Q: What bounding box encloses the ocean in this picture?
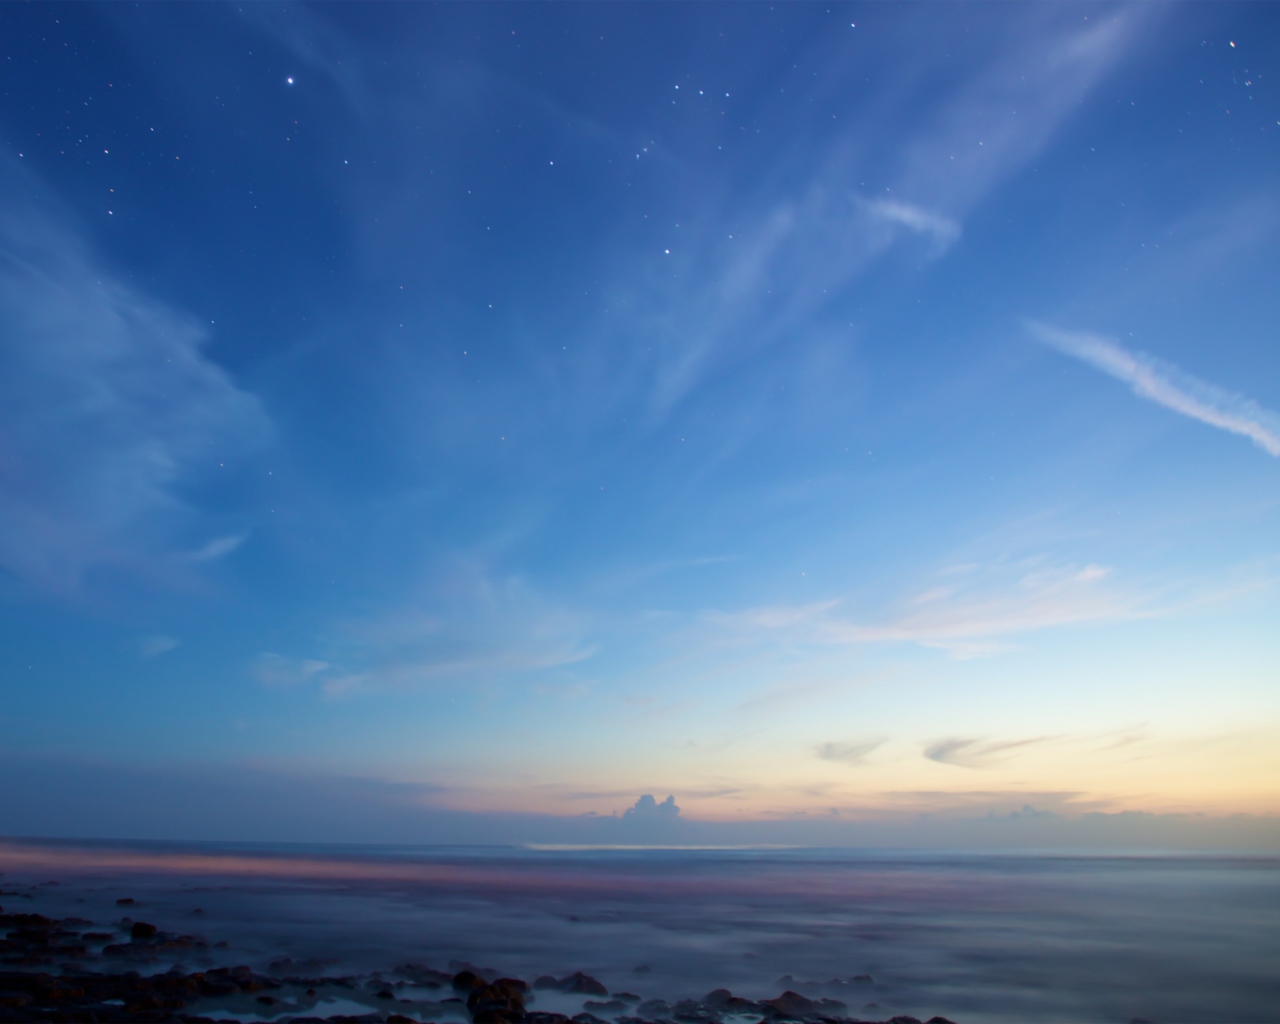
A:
[1,840,1278,1023]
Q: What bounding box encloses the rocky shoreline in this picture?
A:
[0,908,956,1024]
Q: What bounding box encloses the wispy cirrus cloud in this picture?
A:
[251,653,331,688]
[139,635,180,659]
[715,560,1133,658]
[924,736,1053,770]
[313,564,596,696]
[865,199,960,249]
[187,534,248,562]
[1031,323,1280,456]
[0,159,268,592]
[817,739,885,767]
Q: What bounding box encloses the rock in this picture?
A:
[559,972,609,996]
[763,991,816,1018]
[454,969,488,993]
[468,977,529,1022]
[613,992,641,1003]
[130,921,158,940]
[886,1017,922,1024]
[924,1017,958,1024]
[637,998,670,1016]
[115,898,135,906]
[703,988,760,1014]
[394,963,454,987]
[572,1014,609,1024]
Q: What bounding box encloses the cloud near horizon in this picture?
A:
[1031,323,1280,456]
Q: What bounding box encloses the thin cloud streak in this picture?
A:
[716,561,1134,657]
[925,737,1053,770]
[817,739,885,767]
[1032,323,1280,456]
[0,159,269,591]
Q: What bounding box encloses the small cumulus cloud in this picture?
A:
[622,794,681,821]
[924,736,1050,769]
[251,652,330,687]
[1031,323,1280,457]
[817,739,885,766]
[139,635,179,658]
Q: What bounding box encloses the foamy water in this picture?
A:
[1,840,1278,1022]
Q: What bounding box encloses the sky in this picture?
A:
[1,2,1279,846]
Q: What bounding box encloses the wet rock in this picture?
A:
[613,992,641,1003]
[886,1017,923,1024]
[636,998,670,1017]
[571,1014,609,1024]
[536,972,608,996]
[524,1013,572,1024]
[130,922,158,940]
[454,969,488,993]
[703,988,760,1014]
[115,898,136,907]
[393,963,453,987]
[468,977,529,1023]
[761,990,851,1020]
[924,1017,957,1024]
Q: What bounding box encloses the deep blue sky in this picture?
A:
[2,2,1279,842]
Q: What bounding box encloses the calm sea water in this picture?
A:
[1,841,1278,1023]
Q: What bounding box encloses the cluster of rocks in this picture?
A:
[0,907,956,1024]
[0,964,280,1022]
[1,908,211,969]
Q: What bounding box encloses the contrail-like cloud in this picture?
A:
[1031,323,1280,457]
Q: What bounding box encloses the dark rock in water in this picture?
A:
[468,976,530,1021]
[572,1014,609,1024]
[637,998,670,1017]
[534,975,561,990]
[115,898,135,906]
[704,988,761,1014]
[395,962,454,987]
[613,992,641,1003]
[763,991,817,1018]
[524,1012,572,1024]
[130,921,158,940]
[924,1017,958,1024]
[759,990,846,1020]
[885,1017,922,1024]
[552,972,606,998]
[454,969,488,992]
